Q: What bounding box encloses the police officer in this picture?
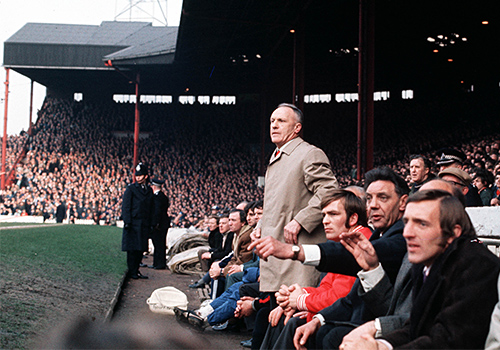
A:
[149,178,170,270]
[121,163,153,279]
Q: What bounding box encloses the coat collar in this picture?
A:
[269,137,304,165]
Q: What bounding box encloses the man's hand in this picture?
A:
[248,236,295,261]
[340,230,379,271]
[269,306,285,327]
[227,264,243,275]
[293,317,321,350]
[250,227,261,241]
[341,321,377,346]
[340,333,385,350]
[209,261,222,279]
[201,252,212,260]
[284,219,302,244]
[276,284,291,309]
[286,283,303,310]
[235,296,255,318]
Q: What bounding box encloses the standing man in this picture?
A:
[408,154,434,194]
[259,103,339,298]
[149,178,170,270]
[121,163,153,280]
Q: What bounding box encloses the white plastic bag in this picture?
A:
[146,286,188,315]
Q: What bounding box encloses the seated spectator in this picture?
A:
[208,209,249,298]
[222,201,263,291]
[196,216,222,272]
[473,168,494,206]
[189,214,233,289]
[491,171,500,206]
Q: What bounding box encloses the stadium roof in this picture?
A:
[3,21,178,97]
[2,0,500,101]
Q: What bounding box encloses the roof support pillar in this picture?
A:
[1,68,10,190]
[357,0,375,180]
[133,72,140,181]
[292,26,305,113]
[29,80,34,136]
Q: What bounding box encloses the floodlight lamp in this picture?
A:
[462,37,467,41]
[427,37,435,42]
[437,35,443,39]
[256,54,261,59]
[482,21,489,25]
[290,29,295,33]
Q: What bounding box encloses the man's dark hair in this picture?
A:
[364,166,410,197]
[253,199,263,210]
[410,154,432,170]
[244,201,255,214]
[220,213,229,220]
[277,103,304,124]
[407,189,476,239]
[320,189,368,228]
[229,208,247,224]
[209,215,219,224]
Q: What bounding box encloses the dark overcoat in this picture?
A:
[383,235,500,349]
[152,190,170,232]
[121,182,153,251]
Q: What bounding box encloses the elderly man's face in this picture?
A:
[270,107,301,149]
[366,180,406,232]
[228,212,243,233]
[219,217,230,234]
[403,200,454,267]
[410,158,428,184]
[440,174,469,195]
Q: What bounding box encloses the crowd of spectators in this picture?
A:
[0,95,499,224]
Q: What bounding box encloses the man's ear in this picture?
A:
[294,122,302,135]
[398,194,409,212]
[446,224,462,245]
[348,213,358,228]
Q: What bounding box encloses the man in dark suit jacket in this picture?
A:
[341,190,500,350]
[149,178,170,270]
[121,163,153,280]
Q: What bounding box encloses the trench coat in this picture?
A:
[260,137,338,292]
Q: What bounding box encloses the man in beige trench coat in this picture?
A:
[258,103,339,295]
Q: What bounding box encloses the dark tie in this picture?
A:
[275,149,280,157]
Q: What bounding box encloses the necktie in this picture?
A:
[275,149,280,157]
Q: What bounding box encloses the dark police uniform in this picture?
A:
[121,163,153,279]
